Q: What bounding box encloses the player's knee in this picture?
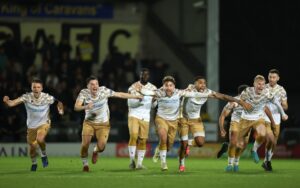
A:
[194,137,205,147]
[159,143,167,150]
[256,134,266,142]
[129,134,138,145]
[230,138,237,146]
[98,145,105,152]
[80,145,89,157]
[36,136,45,144]
[167,142,174,151]
[137,138,147,150]
[97,142,106,152]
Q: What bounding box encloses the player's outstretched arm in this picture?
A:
[113,92,143,99]
[281,99,288,111]
[182,91,209,98]
[219,104,232,138]
[272,98,288,121]
[211,92,252,111]
[3,96,23,107]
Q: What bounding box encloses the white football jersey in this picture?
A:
[77,86,115,123]
[240,87,274,120]
[155,88,209,121]
[224,96,243,122]
[181,84,214,119]
[20,92,54,128]
[264,83,287,124]
[127,81,157,122]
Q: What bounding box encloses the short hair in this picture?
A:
[269,69,280,76]
[254,75,265,82]
[31,77,43,85]
[140,68,149,73]
[237,84,248,94]
[162,76,176,85]
[86,75,98,85]
[194,75,206,82]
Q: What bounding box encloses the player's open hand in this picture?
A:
[282,114,288,121]
[220,129,226,138]
[3,96,9,103]
[57,101,64,115]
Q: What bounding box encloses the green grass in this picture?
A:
[1,157,300,188]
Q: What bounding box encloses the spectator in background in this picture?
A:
[41,35,59,68]
[0,45,8,72]
[45,70,59,93]
[58,38,72,60]
[2,34,20,61]
[76,35,94,77]
[21,36,35,73]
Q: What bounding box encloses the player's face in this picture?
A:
[140,71,150,84]
[31,83,43,97]
[87,79,99,95]
[268,73,279,86]
[254,79,265,94]
[195,79,206,92]
[163,81,175,96]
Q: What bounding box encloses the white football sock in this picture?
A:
[234,157,240,166]
[128,146,136,162]
[252,141,262,152]
[137,150,146,166]
[160,150,167,163]
[81,158,88,166]
[228,157,234,165]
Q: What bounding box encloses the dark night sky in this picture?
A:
[220,0,300,94]
[219,0,300,124]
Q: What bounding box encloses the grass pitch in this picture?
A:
[1,157,300,188]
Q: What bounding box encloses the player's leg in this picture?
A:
[178,118,189,172]
[155,116,169,171]
[187,119,205,156]
[36,124,51,168]
[227,119,250,171]
[127,117,139,169]
[267,125,280,170]
[262,122,277,171]
[136,119,149,169]
[81,121,93,172]
[252,119,267,164]
[27,128,38,171]
[192,119,205,147]
[93,121,110,164]
[165,119,178,171]
[233,128,251,172]
[228,122,239,171]
[226,121,239,171]
[217,122,230,158]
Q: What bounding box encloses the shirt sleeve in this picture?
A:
[77,90,86,102]
[179,90,209,98]
[46,94,55,104]
[128,83,139,95]
[224,102,234,111]
[102,87,115,97]
[240,89,249,101]
[20,93,30,103]
[280,87,287,101]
